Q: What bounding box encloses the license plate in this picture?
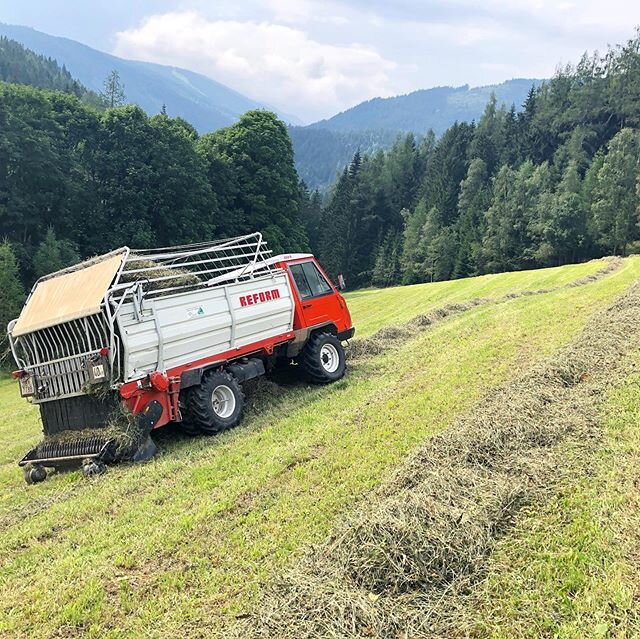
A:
[91,364,106,380]
[19,375,35,397]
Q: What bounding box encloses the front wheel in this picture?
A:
[183,371,245,435]
[300,332,346,384]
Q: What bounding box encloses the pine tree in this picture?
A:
[468,94,504,175]
[372,230,402,287]
[101,70,126,108]
[501,104,521,167]
[299,183,323,255]
[454,158,490,277]
[318,166,354,281]
[401,201,429,284]
[591,128,640,255]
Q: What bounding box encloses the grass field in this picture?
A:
[1,257,639,638]
[465,350,640,639]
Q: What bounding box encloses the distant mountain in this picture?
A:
[0,23,302,131]
[294,79,544,190]
[309,80,543,136]
[288,127,402,192]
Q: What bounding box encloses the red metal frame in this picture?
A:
[118,256,353,430]
[119,330,296,428]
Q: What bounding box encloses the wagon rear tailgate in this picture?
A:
[12,254,124,337]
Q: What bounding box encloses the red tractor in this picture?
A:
[8,234,354,482]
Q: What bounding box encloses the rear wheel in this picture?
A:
[24,464,47,485]
[82,460,106,477]
[300,332,346,383]
[183,371,245,435]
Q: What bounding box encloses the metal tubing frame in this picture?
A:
[8,234,279,400]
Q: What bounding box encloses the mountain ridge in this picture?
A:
[308,78,543,135]
[0,22,302,130]
[0,23,545,191]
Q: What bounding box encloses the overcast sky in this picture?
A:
[1,0,639,122]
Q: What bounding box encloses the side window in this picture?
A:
[302,262,333,297]
[289,264,313,299]
[289,261,333,300]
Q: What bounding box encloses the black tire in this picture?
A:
[24,464,47,485]
[182,371,245,435]
[178,415,201,437]
[300,332,346,384]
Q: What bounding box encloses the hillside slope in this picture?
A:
[0,35,101,106]
[0,23,300,131]
[293,78,543,189]
[1,258,638,637]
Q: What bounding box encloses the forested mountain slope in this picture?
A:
[309,33,640,289]
[0,23,298,131]
[292,79,541,189]
[0,35,101,106]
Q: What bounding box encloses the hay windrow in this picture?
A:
[228,276,640,639]
[347,257,623,362]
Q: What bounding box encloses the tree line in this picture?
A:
[310,32,640,288]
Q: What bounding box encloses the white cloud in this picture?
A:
[261,0,348,25]
[110,0,640,123]
[114,11,396,121]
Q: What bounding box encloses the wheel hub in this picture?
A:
[320,343,340,373]
[211,384,236,418]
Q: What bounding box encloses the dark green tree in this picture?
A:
[203,110,308,253]
[318,164,355,281]
[372,230,402,287]
[454,158,491,277]
[0,241,26,352]
[534,161,587,265]
[590,128,640,254]
[32,227,80,279]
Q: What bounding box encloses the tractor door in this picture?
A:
[287,259,345,330]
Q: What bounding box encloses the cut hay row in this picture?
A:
[120,258,201,290]
[348,256,623,360]
[227,276,640,639]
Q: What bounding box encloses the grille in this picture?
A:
[13,313,110,401]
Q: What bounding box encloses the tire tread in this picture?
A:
[181,371,245,434]
[300,332,346,384]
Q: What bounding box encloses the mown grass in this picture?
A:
[0,257,636,638]
[347,258,607,337]
[464,350,640,639]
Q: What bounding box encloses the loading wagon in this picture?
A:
[8,233,354,483]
